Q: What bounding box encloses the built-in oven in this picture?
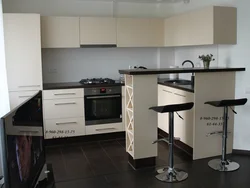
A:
[84,86,122,125]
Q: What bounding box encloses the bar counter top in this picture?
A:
[119,67,245,75]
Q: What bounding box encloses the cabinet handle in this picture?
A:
[163,89,172,94]
[56,122,77,125]
[54,102,76,105]
[174,93,186,97]
[19,85,40,88]
[19,95,33,98]
[19,130,39,134]
[54,93,76,96]
[86,95,120,99]
[95,128,116,131]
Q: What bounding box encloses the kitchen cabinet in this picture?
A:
[8,91,39,110]
[164,6,237,46]
[43,89,85,139]
[158,85,194,147]
[165,6,237,46]
[117,18,164,47]
[80,17,116,46]
[41,16,80,48]
[86,123,124,135]
[3,14,43,109]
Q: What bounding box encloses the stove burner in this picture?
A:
[79,78,116,85]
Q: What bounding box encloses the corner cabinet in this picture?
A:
[117,18,164,47]
[80,17,117,46]
[165,6,237,46]
[3,14,43,109]
[158,84,194,147]
[41,16,80,48]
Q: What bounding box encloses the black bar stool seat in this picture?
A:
[205,98,247,107]
[149,102,194,113]
[205,98,247,172]
[149,102,194,183]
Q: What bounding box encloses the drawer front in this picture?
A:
[44,118,85,139]
[86,123,124,135]
[43,98,84,119]
[9,90,39,110]
[43,89,84,100]
[6,126,43,136]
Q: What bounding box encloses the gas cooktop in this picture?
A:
[79,78,116,85]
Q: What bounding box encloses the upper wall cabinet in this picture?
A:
[4,14,43,92]
[41,16,80,48]
[117,18,164,47]
[165,6,237,46]
[80,17,117,46]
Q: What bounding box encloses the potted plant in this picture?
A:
[198,54,215,69]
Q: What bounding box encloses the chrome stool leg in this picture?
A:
[156,112,188,182]
[208,106,240,172]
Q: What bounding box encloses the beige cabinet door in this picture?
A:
[172,89,194,147]
[3,14,43,92]
[117,18,164,47]
[164,6,237,46]
[80,17,116,46]
[157,85,176,133]
[41,16,80,48]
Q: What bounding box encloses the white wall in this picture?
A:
[42,48,163,83]
[220,0,250,150]
[0,0,9,177]
[0,0,9,117]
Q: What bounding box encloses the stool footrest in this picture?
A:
[152,137,180,144]
[206,131,231,137]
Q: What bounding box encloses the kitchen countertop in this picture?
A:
[119,67,246,75]
[43,81,124,90]
[158,79,194,93]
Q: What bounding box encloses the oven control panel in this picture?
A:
[84,86,121,96]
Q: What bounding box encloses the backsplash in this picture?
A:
[42,47,175,83]
[42,45,222,83]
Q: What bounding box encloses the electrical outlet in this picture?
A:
[245,87,250,94]
[48,68,57,73]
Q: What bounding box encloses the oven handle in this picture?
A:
[86,95,121,99]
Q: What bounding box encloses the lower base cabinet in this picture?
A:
[44,117,85,139]
[86,123,124,135]
[158,84,194,147]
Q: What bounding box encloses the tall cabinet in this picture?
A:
[3,14,43,109]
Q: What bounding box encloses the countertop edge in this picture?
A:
[43,82,125,90]
[119,67,246,75]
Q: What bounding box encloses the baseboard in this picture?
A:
[232,149,250,156]
[45,131,125,147]
[158,128,193,158]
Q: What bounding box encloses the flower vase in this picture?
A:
[203,61,210,69]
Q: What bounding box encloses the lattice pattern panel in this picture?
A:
[125,75,134,157]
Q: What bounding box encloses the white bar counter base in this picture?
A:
[121,67,245,166]
[125,75,158,168]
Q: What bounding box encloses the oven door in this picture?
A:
[84,94,122,125]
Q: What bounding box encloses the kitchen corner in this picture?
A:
[42,78,125,139]
[120,67,245,168]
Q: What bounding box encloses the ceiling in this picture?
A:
[75,0,190,4]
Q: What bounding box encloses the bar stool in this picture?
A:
[205,98,247,172]
[149,102,194,183]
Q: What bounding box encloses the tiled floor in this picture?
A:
[46,139,250,188]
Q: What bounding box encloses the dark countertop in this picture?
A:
[43,82,124,90]
[158,79,194,93]
[119,67,246,75]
